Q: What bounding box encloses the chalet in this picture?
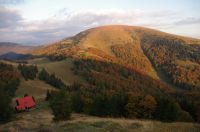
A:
[15,95,36,111]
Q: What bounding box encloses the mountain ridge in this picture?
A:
[31,25,200,90]
[1,25,200,90]
[0,42,37,55]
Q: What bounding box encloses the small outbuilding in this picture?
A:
[15,95,36,111]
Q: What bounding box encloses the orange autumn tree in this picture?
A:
[126,94,157,119]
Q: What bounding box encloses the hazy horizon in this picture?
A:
[0,0,200,45]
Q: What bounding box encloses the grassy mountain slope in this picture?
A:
[41,58,83,85]
[32,25,200,90]
[1,25,200,131]
[1,58,83,99]
[15,79,56,100]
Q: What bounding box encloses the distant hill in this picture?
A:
[0,42,36,55]
[0,52,34,60]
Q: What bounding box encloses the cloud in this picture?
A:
[0,8,199,45]
[0,7,22,28]
[63,9,143,26]
[0,0,24,5]
[174,17,200,25]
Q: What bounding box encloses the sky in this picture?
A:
[0,0,200,45]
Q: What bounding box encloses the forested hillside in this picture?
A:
[32,25,200,91]
[1,25,200,126]
[29,25,200,122]
[140,33,200,90]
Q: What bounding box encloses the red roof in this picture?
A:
[15,96,36,111]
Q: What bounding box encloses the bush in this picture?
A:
[18,64,38,80]
[0,62,20,123]
[49,90,72,120]
[39,68,66,89]
[71,91,84,113]
[155,96,193,122]
[177,110,194,122]
[126,94,157,119]
[0,89,14,123]
[45,90,52,101]
[177,96,197,121]
[0,62,20,96]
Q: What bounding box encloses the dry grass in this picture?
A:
[15,79,56,100]
[79,26,133,55]
[1,58,84,85]
[0,108,199,132]
[14,58,84,100]
[27,57,50,64]
[76,26,159,78]
[175,60,199,67]
[34,58,84,85]
[1,58,83,101]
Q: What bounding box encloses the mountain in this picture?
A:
[0,42,36,55]
[1,25,200,128]
[0,52,34,60]
[32,25,200,91]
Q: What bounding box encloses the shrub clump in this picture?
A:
[49,89,72,120]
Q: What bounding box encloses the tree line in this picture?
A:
[141,36,200,90]
[38,68,66,89]
[46,82,195,122]
[45,58,199,122]
[18,64,38,80]
[1,59,199,123]
[0,62,20,123]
